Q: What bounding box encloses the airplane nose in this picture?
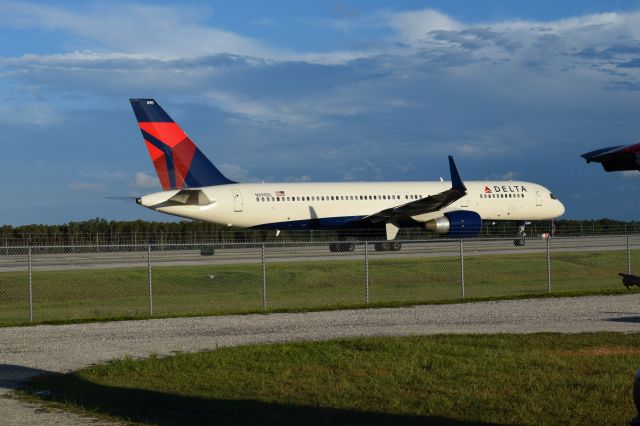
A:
[556,200,565,216]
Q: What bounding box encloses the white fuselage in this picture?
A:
[138,180,565,230]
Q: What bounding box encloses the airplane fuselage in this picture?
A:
[139,180,564,231]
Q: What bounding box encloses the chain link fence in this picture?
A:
[0,235,638,325]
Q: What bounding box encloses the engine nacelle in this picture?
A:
[424,210,482,237]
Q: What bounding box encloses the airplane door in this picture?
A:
[232,189,243,212]
[536,191,542,206]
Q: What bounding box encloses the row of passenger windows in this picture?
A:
[480,193,524,198]
[256,194,423,202]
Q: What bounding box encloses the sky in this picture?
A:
[2,0,640,225]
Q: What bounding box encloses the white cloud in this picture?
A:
[133,172,160,189]
[218,163,253,182]
[0,1,275,59]
[0,102,62,127]
[385,9,464,43]
[490,171,519,180]
[205,90,312,125]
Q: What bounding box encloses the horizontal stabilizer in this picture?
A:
[168,189,212,205]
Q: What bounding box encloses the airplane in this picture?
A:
[582,144,640,289]
[130,98,565,252]
[581,143,640,172]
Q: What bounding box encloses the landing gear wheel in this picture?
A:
[513,238,525,247]
[200,247,215,256]
[374,242,402,251]
[329,243,356,252]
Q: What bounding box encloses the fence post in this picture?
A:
[147,244,153,317]
[459,240,465,299]
[547,237,551,293]
[28,246,33,323]
[262,243,267,309]
[628,235,632,275]
[365,241,369,303]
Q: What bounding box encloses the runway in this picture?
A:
[1,294,639,425]
[0,235,638,272]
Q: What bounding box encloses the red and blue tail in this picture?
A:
[129,98,235,190]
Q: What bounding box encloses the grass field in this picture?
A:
[20,333,640,425]
[0,249,636,325]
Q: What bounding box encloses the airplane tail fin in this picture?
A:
[129,99,235,190]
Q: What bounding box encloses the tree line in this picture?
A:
[0,217,638,245]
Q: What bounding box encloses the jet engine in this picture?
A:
[424,210,482,237]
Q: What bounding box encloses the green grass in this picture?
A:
[0,250,637,325]
[20,333,640,425]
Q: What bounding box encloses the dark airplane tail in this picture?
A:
[129,99,235,190]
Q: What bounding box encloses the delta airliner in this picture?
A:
[131,99,565,251]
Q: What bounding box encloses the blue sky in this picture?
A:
[2,0,640,225]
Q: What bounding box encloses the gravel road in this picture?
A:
[1,294,639,425]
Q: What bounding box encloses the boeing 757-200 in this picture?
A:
[130,99,565,251]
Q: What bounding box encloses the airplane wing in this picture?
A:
[362,156,467,239]
[581,143,640,172]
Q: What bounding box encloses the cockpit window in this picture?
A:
[550,193,557,200]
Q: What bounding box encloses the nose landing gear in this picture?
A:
[513,223,526,246]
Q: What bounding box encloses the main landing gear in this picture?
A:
[374,242,402,252]
[329,242,356,252]
[328,241,403,252]
[513,223,526,246]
